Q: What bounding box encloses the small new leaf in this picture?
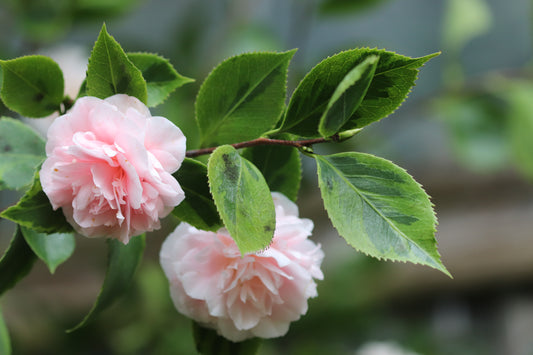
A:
[315,152,449,276]
[318,55,379,137]
[0,55,64,117]
[0,172,73,233]
[86,23,147,103]
[0,226,37,296]
[282,49,438,137]
[128,52,194,107]
[68,235,145,332]
[20,226,75,274]
[208,145,275,254]
[196,50,296,147]
[0,117,46,190]
[172,158,222,231]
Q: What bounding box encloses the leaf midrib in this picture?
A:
[2,63,46,97]
[201,55,287,142]
[102,34,118,93]
[374,59,422,77]
[233,156,245,246]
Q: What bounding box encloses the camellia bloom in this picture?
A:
[40,94,186,244]
[160,192,324,342]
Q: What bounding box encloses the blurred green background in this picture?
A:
[2,0,533,354]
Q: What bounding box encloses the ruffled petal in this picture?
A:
[39,94,185,243]
[159,192,324,342]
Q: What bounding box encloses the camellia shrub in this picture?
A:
[0,24,449,354]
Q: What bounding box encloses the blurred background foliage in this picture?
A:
[2,0,533,354]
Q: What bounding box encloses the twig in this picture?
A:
[185,135,339,158]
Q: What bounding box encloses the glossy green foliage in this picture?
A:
[68,235,146,332]
[242,144,301,202]
[196,50,296,147]
[172,158,223,231]
[0,55,64,117]
[282,49,438,137]
[0,117,46,190]
[127,52,194,107]
[0,172,73,234]
[86,24,147,103]
[315,152,449,276]
[193,322,262,355]
[20,226,75,274]
[0,226,37,296]
[208,145,275,254]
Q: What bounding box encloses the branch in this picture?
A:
[186,135,339,158]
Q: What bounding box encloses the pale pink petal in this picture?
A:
[251,317,290,339]
[105,94,151,117]
[159,192,324,342]
[271,191,299,217]
[145,116,186,172]
[40,94,185,243]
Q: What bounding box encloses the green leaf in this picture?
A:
[0,55,64,117]
[0,172,73,233]
[127,52,194,107]
[0,306,11,355]
[318,55,379,137]
[242,145,301,202]
[172,158,222,231]
[20,226,75,274]
[0,117,46,190]
[0,226,37,296]
[196,50,296,147]
[86,23,147,103]
[193,322,262,355]
[68,235,145,332]
[282,49,438,137]
[207,145,275,254]
[315,152,449,276]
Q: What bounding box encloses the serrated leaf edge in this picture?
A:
[195,49,297,146]
[315,152,450,277]
[282,48,439,133]
[127,51,195,106]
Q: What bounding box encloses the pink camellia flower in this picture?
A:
[40,94,186,244]
[160,192,324,342]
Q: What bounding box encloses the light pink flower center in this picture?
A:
[68,130,143,229]
[216,251,291,326]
